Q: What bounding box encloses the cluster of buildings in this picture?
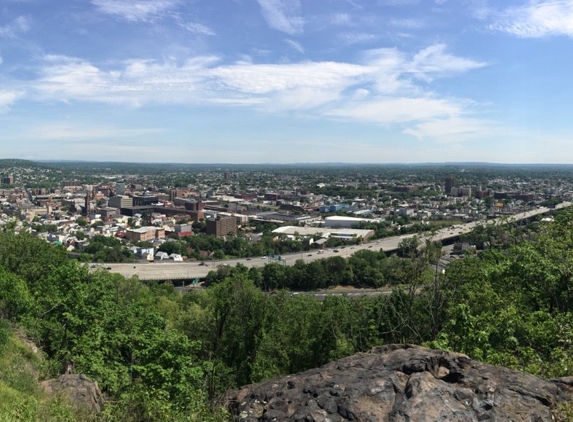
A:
[1,163,571,260]
[443,176,540,204]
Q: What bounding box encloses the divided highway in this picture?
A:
[102,203,570,281]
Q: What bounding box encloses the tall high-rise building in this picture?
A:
[116,181,125,195]
[84,193,91,216]
[445,176,455,195]
[2,175,14,185]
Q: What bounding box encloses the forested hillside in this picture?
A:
[1,209,573,420]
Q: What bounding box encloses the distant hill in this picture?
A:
[0,158,43,169]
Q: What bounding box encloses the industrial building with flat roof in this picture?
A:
[272,226,374,241]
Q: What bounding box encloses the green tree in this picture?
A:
[0,267,33,321]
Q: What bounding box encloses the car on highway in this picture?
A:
[333,249,339,253]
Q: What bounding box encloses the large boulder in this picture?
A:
[224,344,573,421]
[40,374,104,413]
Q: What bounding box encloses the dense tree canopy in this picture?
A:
[2,208,573,419]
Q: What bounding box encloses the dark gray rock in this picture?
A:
[40,373,104,413]
[224,344,573,422]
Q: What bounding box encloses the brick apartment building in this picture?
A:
[125,227,165,242]
[206,216,237,238]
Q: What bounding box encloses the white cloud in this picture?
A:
[209,97,267,106]
[467,0,493,20]
[404,115,495,143]
[331,13,350,25]
[180,22,215,36]
[0,90,21,113]
[257,0,304,35]
[269,87,342,111]
[24,123,162,140]
[328,96,494,144]
[21,43,488,143]
[352,88,370,100]
[30,45,483,107]
[339,32,376,45]
[91,0,178,22]
[327,96,462,124]
[406,44,487,81]
[209,61,370,95]
[380,0,420,5]
[14,15,30,32]
[0,15,31,38]
[388,18,425,29]
[285,39,304,53]
[360,48,412,94]
[33,55,218,105]
[491,1,573,38]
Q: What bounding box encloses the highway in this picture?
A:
[102,202,570,281]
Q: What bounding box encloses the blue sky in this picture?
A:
[1,0,572,163]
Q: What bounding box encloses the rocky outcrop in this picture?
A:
[224,344,573,421]
[40,374,104,413]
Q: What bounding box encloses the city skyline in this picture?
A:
[1,0,573,163]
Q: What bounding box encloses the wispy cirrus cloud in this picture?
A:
[339,32,376,45]
[180,21,215,36]
[406,44,487,81]
[285,39,304,53]
[404,115,496,143]
[33,55,217,106]
[327,96,462,124]
[21,44,487,142]
[93,0,216,37]
[91,0,179,23]
[388,18,425,29]
[257,0,304,35]
[0,15,31,38]
[330,13,351,25]
[30,44,483,105]
[24,123,162,140]
[329,96,495,144]
[380,0,419,5]
[491,1,573,38]
[209,61,369,95]
[208,60,369,111]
